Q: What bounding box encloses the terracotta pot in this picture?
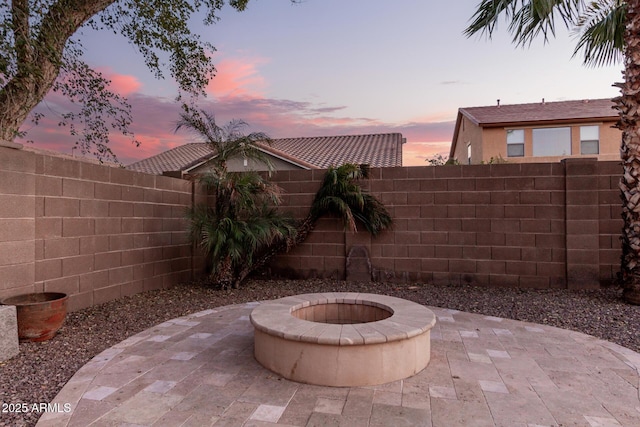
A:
[0,292,68,342]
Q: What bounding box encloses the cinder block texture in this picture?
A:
[0,146,36,299]
[0,143,626,306]
[272,160,623,290]
[1,148,196,311]
[0,305,19,361]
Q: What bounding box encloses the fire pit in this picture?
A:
[250,293,436,387]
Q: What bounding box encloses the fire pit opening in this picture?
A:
[291,302,392,324]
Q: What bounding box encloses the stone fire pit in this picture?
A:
[250,293,436,387]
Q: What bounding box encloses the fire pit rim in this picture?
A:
[250,292,436,346]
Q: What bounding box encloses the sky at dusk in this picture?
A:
[19,0,623,166]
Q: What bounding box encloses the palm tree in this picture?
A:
[187,171,298,288]
[180,112,392,289]
[178,110,297,288]
[245,163,393,282]
[465,0,640,304]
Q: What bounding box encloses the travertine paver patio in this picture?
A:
[37,301,640,426]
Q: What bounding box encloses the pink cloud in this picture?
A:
[206,57,267,99]
[16,54,456,167]
[107,73,142,96]
[79,67,143,96]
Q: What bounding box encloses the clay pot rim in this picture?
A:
[0,292,68,306]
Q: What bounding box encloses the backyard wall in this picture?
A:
[0,145,204,311]
[269,158,622,290]
[0,145,625,313]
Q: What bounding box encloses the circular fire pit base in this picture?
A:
[250,293,436,387]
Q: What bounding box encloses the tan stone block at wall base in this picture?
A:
[251,293,436,387]
[0,305,19,361]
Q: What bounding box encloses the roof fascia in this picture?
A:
[256,146,315,170]
[459,108,481,126]
[183,148,315,172]
[183,154,218,173]
[479,116,617,128]
[450,110,465,158]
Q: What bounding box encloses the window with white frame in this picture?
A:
[580,125,599,155]
[467,144,471,164]
[532,127,571,157]
[506,129,524,157]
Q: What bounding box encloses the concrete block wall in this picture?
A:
[269,169,348,279]
[0,144,625,302]
[597,160,624,286]
[271,159,624,289]
[0,146,37,299]
[0,146,199,311]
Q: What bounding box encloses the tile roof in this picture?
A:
[271,133,404,169]
[460,98,617,127]
[126,133,405,175]
[254,142,318,170]
[126,143,214,175]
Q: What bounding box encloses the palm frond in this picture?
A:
[572,0,625,66]
[465,0,624,67]
[175,109,275,173]
[464,0,514,39]
[175,109,223,150]
[310,163,392,234]
[354,194,393,236]
[313,195,358,231]
[227,171,284,215]
[466,0,582,45]
[192,168,225,191]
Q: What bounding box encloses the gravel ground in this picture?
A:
[1,279,639,426]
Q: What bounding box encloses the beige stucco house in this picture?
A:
[449,99,620,164]
[127,133,405,176]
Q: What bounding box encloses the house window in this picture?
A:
[580,125,599,154]
[506,129,524,157]
[467,144,471,164]
[532,127,571,157]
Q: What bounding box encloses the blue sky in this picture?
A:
[22,0,622,165]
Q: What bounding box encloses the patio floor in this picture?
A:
[37,301,640,426]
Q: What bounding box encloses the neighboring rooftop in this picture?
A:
[459,98,617,127]
[125,143,214,176]
[126,133,405,175]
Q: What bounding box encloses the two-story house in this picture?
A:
[449,98,620,164]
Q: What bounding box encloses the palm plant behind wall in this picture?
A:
[246,163,393,283]
[179,110,297,289]
[307,163,392,239]
[180,110,392,289]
